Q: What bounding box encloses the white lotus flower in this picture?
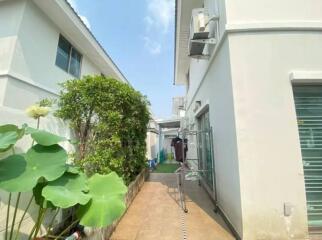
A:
[25,105,50,119]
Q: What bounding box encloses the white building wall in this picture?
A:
[229,32,322,240]
[0,0,24,74]
[183,0,322,238]
[223,0,322,239]
[186,40,243,235]
[186,0,227,104]
[0,0,108,238]
[225,0,322,23]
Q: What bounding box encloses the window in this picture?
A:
[55,35,82,78]
[293,85,322,230]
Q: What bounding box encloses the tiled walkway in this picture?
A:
[111,173,235,240]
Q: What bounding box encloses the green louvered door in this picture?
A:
[294,85,322,228]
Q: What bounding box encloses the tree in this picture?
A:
[56,75,150,183]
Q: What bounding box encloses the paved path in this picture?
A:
[111,173,235,240]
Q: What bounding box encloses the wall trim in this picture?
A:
[226,21,322,33]
[186,22,322,111]
[290,71,322,84]
[0,72,59,96]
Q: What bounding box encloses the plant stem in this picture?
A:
[54,219,79,240]
[31,117,40,146]
[28,206,42,240]
[33,208,47,239]
[9,193,21,240]
[5,193,12,240]
[45,208,60,239]
[37,117,40,129]
[14,195,34,240]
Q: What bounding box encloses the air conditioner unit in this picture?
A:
[189,8,218,58]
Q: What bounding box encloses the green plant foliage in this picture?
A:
[0,124,128,238]
[0,145,67,192]
[77,172,127,227]
[0,132,18,152]
[24,126,38,134]
[56,75,150,184]
[42,172,90,208]
[0,124,24,152]
[33,182,56,209]
[29,128,66,146]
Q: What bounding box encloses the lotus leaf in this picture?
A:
[0,131,18,152]
[0,124,24,152]
[0,145,67,192]
[42,172,90,208]
[28,128,66,146]
[77,172,127,227]
[33,182,55,209]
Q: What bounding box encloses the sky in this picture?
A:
[67,0,185,119]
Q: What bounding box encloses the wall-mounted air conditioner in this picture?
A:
[189,8,218,58]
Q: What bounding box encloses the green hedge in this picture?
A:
[56,75,150,184]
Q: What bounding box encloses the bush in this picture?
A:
[55,75,150,184]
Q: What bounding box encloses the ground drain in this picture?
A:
[180,208,188,240]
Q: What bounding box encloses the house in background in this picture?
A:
[146,117,160,163]
[175,0,322,239]
[156,97,185,163]
[0,0,128,237]
[172,96,185,118]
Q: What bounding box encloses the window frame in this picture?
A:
[55,35,82,78]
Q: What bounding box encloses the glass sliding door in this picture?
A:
[197,110,214,191]
[293,85,322,229]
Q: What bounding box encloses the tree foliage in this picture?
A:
[55,75,150,184]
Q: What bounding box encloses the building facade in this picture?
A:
[175,0,322,239]
[0,0,128,237]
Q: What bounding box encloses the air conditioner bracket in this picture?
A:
[190,38,217,45]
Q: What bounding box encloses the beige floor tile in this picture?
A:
[110,173,235,240]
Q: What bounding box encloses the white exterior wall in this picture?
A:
[5,0,101,110]
[182,0,322,239]
[223,0,322,239]
[225,0,322,23]
[228,31,322,240]
[0,0,108,238]
[186,39,243,235]
[146,132,159,160]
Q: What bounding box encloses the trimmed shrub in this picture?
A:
[56,75,150,184]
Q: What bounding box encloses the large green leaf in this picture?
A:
[0,124,18,132]
[0,131,18,152]
[0,124,24,152]
[0,145,67,192]
[77,172,127,227]
[28,128,66,146]
[42,172,90,208]
[33,182,56,209]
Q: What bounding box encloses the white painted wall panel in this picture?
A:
[186,40,243,235]
[3,76,57,110]
[226,0,322,23]
[229,32,322,240]
[0,0,104,237]
[0,0,25,38]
